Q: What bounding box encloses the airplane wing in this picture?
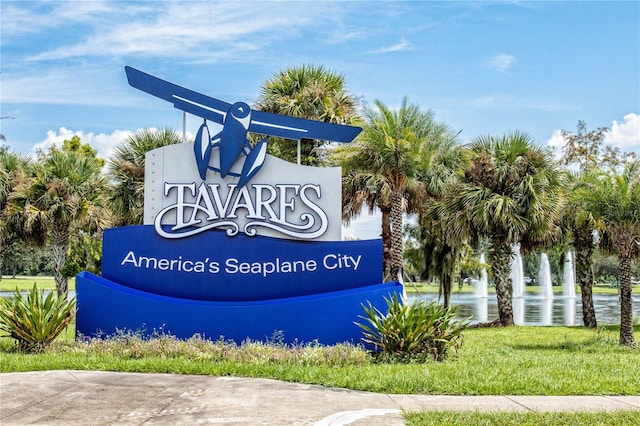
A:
[249,110,361,143]
[125,66,229,125]
[125,66,362,143]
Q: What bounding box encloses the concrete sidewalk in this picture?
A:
[1,371,639,425]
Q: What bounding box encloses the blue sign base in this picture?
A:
[76,271,403,345]
[101,226,384,301]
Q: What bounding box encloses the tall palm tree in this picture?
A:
[415,142,465,307]
[559,121,614,329]
[580,162,639,347]
[434,132,564,326]
[108,128,185,225]
[0,147,31,280]
[563,172,599,328]
[255,64,360,165]
[335,97,456,281]
[5,148,109,296]
[341,170,395,278]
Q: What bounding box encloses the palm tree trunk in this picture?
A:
[490,241,514,326]
[574,222,597,328]
[0,237,3,281]
[380,206,391,280]
[618,253,636,348]
[440,271,451,309]
[389,191,404,282]
[52,218,70,297]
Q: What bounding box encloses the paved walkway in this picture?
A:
[1,371,639,425]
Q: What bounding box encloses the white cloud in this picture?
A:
[18,2,324,62]
[370,38,411,54]
[546,129,565,160]
[33,127,134,161]
[546,113,640,161]
[605,113,640,152]
[1,67,133,106]
[33,127,196,162]
[487,53,515,72]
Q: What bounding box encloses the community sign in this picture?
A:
[76,67,403,344]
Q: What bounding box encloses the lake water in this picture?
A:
[409,292,640,326]
[2,290,636,326]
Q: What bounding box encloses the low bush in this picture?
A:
[67,329,371,366]
[356,293,468,362]
[0,284,76,353]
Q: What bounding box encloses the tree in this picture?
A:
[335,97,456,281]
[563,179,599,328]
[255,64,360,165]
[108,128,185,225]
[434,132,564,326]
[561,120,636,170]
[5,147,109,296]
[415,143,467,307]
[0,147,31,281]
[560,121,636,328]
[579,162,639,347]
[61,135,105,168]
[340,170,393,277]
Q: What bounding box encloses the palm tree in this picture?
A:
[340,170,394,278]
[563,172,599,328]
[0,147,31,280]
[579,162,639,347]
[108,128,185,225]
[335,97,456,281]
[255,64,360,165]
[5,148,109,296]
[559,121,614,329]
[434,132,564,326]
[415,142,466,307]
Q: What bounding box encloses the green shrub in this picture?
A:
[356,293,468,362]
[64,330,372,366]
[0,284,76,353]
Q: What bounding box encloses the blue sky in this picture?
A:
[2,0,638,161]
[2,1,638,239]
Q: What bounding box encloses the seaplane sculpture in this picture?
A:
[125,66,362,187]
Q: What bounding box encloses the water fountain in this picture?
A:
[539,253,553,298]
[510,243,525,298]
[510,243,525,325]
[563,251,576,298]
[541,297,553,326]
[474,252,489,298]
[564,297,576,326]
[513,295,525,325]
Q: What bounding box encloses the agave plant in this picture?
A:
[356,293,468,362]
[0,284,76,352]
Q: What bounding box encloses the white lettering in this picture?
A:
[155,182,329,239]
[225,257,318,277]
[119,251,220,274]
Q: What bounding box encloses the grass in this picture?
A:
[1,324,638,424]
[1,325,638,396]
[0,276,76,292]
[405,411,640,425]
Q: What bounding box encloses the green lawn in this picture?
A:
[1,325,638,396]
[0,276,76,292]
[2,322,638,424]
[406,411,640,426]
